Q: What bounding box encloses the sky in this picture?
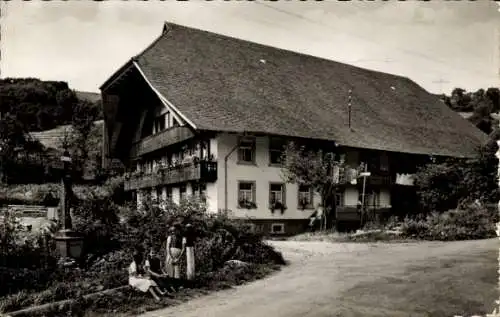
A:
[1,0,499,95]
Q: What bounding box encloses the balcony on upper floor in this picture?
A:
[129,126,195,158]
[366,174,393,186]
[333,166,394,187]
[124,160,217,191]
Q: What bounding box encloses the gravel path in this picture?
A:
[139,239,499,317]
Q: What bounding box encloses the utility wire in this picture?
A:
[255,1,493,78]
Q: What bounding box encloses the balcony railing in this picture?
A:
[368,175,393,186]
[335,206,391,221]
[130,126,195,158]
[124,161,217,191]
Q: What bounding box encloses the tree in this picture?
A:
[486,87,500,113]
[414,141,500,214]
[450,88,472,111]
[70,99,100,176]
[280,142,365,230]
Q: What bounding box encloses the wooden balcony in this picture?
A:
[336,206,391,222]
[368,175,393,186]
[130,126,195,158]
[124,161,217,191]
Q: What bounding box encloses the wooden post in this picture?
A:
[360,164,370,228]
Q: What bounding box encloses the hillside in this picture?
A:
[75,91,101,104]
[0,78,102,132]
[30,120,103,150]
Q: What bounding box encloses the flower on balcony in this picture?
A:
[132,170,143,178]
[192,156,200,165]
[299,198,310,210]
[158,164,168,174]
[124,172,132,180]
[239,199,257,209]
[270,200,287,214]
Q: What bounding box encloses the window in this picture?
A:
[238,137,255,163]
[192,183,207,201]
[269,137,285,165]
[370,190,381,208]
[154,114,166,133]
[238,181,256,208]
[380,152,389,172]
[180,185,187,201]
[335,191,344,207]
[155,187,163,201]
[358,190,380,208]
[165,112,171,129]
[270,223,285,234]
[192,183,199,196]
[298,185,314,209]
[269,183,285,205]
[166,187,172,201]
[199,183,207,201]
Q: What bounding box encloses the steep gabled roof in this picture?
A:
[120,22,488,158]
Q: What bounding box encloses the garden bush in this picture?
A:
[400,203,497,241]
[0,187,285,315]
[119,198,286,275]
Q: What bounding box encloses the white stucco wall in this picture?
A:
[344,187,359,206]
[134,132,392,217]
[216,133,319,220]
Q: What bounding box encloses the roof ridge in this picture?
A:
[155,20,415,85]
[134,21,173,61]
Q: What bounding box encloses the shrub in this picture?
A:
[122,198,286,273]
[414,143,500,214]
[400,203,497,241]
[0,191,285,314]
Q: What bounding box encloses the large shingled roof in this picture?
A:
[123,22,488,158]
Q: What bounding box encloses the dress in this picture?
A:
[128,261,157,292]
[165,235,182,278]
[184,234,196,280]
[145,256,172,290]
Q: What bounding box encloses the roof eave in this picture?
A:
[99,59,135,92]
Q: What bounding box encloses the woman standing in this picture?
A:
[128,249,165,301]
[183,223,196,281]
[165,224,183,279]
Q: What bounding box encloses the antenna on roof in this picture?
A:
[348,89,353,130]
[162,22,171,35]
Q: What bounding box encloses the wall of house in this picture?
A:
[343,187,359,206]
[215,133,320,221]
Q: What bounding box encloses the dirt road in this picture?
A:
[140,239,499,317]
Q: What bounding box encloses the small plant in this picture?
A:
[270,201,287,214]
[131,170,143,178]
[299,198,310,210]
[239,199,257,209]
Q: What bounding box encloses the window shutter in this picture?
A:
[282,184,286,206]
[252,182,256,203]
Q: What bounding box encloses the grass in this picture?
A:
[337,247,498,317]
[2,263,281,317]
